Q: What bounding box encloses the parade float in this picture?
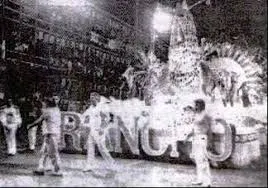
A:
[59,0,267,169]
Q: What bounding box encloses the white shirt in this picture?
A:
[82,99,115,140]
[42,107,61,135]
[82,105,101,128]
[1,105,22,126]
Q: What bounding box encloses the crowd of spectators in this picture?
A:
[1,0,145,110]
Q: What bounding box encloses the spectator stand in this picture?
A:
[0,0,150,110]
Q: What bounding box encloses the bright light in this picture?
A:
[152,8,172,33]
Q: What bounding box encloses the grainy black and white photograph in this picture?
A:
[0,0,267,187]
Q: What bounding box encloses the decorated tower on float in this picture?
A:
[168,1,202,95]
[148,1,205,130]
[142,1,208,159]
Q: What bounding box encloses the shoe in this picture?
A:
[83,168,94,172]
[33,170,45,176]
[83,165,97,172]
[192,181,203,185]
[28,149,35,153]
[7,153,15,156]
[201,182,212,187]
[51,171,63,177]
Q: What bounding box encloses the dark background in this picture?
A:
[97,0,267,54]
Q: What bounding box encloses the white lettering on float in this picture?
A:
[140,127,170,156]
[60,111,233,161]
[115,116,140,155]
[60,112,82,152]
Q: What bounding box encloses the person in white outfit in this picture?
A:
[82,92,115,172]
[0,98,22,156]
[27,96,63,176]
[27,93,43,152]
[184,99,213,187]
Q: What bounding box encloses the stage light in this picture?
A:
[152,7,172,33]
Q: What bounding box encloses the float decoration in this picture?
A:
[118,0,267,167]
[60,0,266,169]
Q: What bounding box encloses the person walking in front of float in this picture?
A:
[27,92,43,152]
[184,99,213,187]
[27,95,63,176]
[82,92,115,172]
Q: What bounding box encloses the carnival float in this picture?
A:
[60,0,267,169]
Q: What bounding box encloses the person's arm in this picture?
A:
[184,128,194,143]
[0,109,6,126]
[27,114,44,130]
[207,117,215,151]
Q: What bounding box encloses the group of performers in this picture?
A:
[0,91,212,187]
[0,92,115,177]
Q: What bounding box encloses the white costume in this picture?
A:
[36,106,62,174]
[82,97,115,171]
[191,112,212,186]
[42,107,61,136]
[0,105,22,155]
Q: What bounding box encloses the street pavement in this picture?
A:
[0,150,267,187]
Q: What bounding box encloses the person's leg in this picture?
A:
[34,136,48,175]
[201,159,211,186]
[28,126,38,151]
[48,134,62,176]
[5,125,18,155]
[17,119,29,149]
[37,139,48,170]
[201,137,211,186]
[96,136,116,169]
[194,160,203,185]
[83,133,97,171]
[3,127,11,154]
[193,137,211,186]
[192,137,204,185]
[10,126,18,155]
